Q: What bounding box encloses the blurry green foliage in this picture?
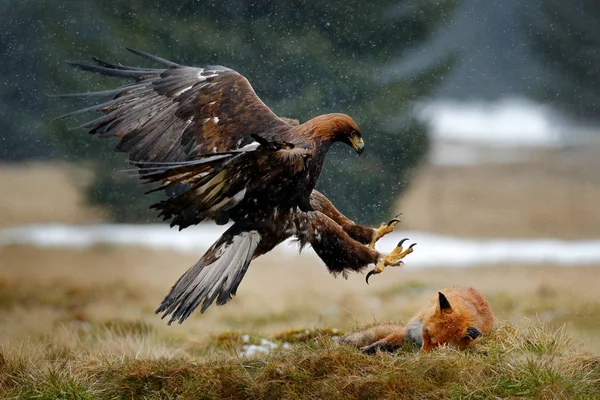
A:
[2,0,456,224]
[522,0,600,123]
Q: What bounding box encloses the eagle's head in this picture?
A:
[311,113,364,155]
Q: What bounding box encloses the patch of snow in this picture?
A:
[241,338,279,357]
[0,223,225,253]
[1,223,600,268]
[415,98,565,148]
[375,232,600,269]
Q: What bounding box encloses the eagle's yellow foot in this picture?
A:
[366,238,416,284]
[369,213,402,248]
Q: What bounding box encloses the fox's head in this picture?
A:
[425,292,486,351]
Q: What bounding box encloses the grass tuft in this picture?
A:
[274,327,343,343]
[0,278,143,312]
[1,322,599,399]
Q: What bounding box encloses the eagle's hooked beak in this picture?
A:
[350,135,364,155]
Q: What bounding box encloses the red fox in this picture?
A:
[341,287,494,354]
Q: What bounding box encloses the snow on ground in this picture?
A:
[413,97,600,166]
[240,338,289,357]
[1,224,599,268]
[415,98,565,148]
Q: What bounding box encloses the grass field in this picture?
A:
[398,160,600,239]
[2,322,599,399]
[1,162,599,398]
[1,244,600,398]
[3,160,600,239]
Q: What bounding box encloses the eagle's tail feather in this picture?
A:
[155,228,260,324]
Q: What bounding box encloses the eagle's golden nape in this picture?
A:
[59,48,415,323]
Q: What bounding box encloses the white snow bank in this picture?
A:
[1,223,599,268]
[240,338,286,357]
[0,223,223,254]
[415,98,564,148]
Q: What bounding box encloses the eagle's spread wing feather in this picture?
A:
[58,48,291,164]
[58,49,406,323]
[138,137,310,229]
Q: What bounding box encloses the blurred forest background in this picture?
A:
[0,0,600,228]
[2,0,598,225]
[1,0,454,223]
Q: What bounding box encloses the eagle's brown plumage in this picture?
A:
[58,49,408,324]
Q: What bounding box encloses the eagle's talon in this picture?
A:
[366,240,416,284]
[366,263,384,284]
[370,214,403,248]
[365,270,375,284]
[394,242,416,259]
[387,213,402,226]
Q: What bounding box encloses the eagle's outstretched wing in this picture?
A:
[58,49,413,323]
[57,48,291,164]
[137,137,311,229]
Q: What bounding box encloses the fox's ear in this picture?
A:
[438,292,452,313]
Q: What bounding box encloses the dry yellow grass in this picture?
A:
[1,244,599,356]
[1,244,599,398]
[398,161,600,239]
[2,322,599,399]
[0,162,104,227]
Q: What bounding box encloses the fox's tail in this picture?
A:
[155,226,260,324]
[339,324,402,348]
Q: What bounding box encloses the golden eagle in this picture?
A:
[58,49,416,324]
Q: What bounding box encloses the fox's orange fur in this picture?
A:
[341,286,494,354]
